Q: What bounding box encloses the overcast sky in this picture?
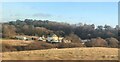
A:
[1,2,118,27]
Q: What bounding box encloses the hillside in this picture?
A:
[2,19,120,40]
[2,47,118,60]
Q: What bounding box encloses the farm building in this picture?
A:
[38,35,46,41]
[14,36,38,41]
[81,39,90,43]
[15,36,27,40]
[46,34,64,43]
[62,39,71,43]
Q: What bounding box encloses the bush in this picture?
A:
[85,37,108,47]
[57,43,85,48]
[14,46,25,51]
[2,41,85,52]
[64,33,82,43]
[2,43,17,52]
[106,37,119,48]
[24,42,57,50]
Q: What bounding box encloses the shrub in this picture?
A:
[106,37,119,48]
[14,46,25,51]
[24,42,57,50]
[64,33,82,43]
[2,43,17,52]
[85,37,108,47]
[2,41,85,52]
[57,43,85,48]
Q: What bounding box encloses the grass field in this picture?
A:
[1,39,119,60]
[1,39,34,46]
[2,47,118,60]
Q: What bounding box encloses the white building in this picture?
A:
[46,34,63,43]
[15,36,27,40]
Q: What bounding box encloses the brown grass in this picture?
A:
[1,39,119,60]
[1,39,34,46]
[2,47,118,60]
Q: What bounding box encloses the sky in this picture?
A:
[1,2,118,27]
[1,0,119,2]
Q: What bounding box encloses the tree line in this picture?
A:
[2,19,120,40]
[1,19,120,51]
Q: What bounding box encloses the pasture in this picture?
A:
[1,39,119,60]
